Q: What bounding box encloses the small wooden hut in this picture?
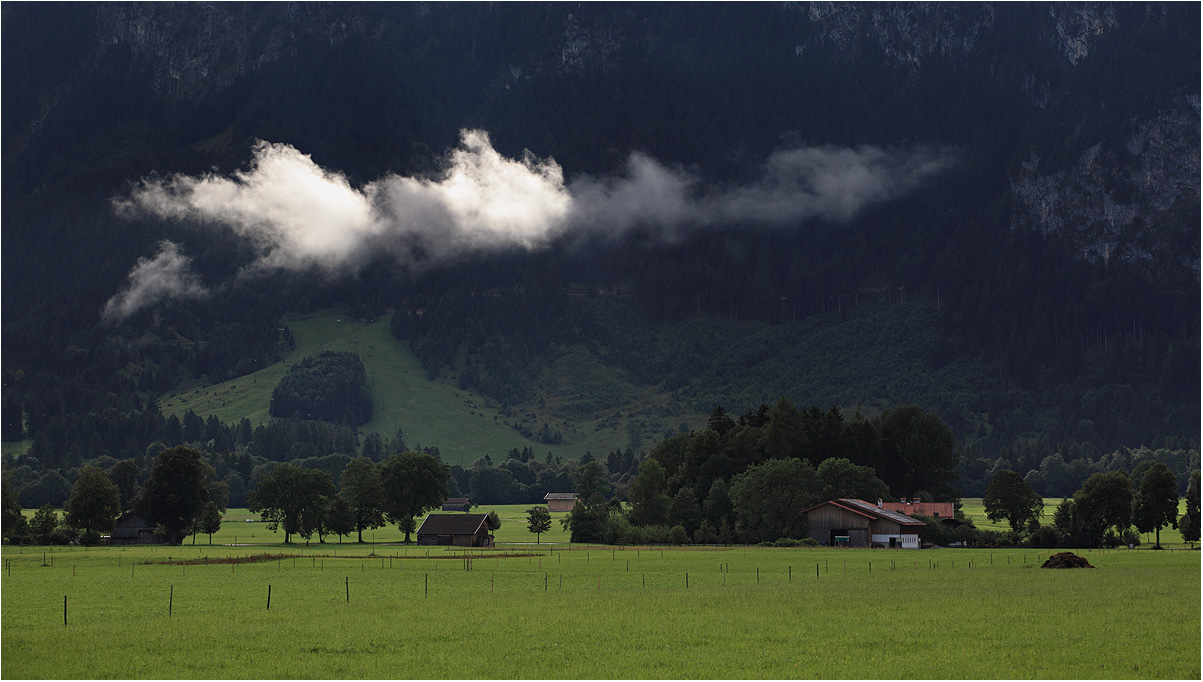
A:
[544,492,578,512]
[109,514,166,545]
[416,513,494,547]
[441,497,471,512]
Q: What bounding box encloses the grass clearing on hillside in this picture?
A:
[158,310,684,466]
[2,543,1196,678]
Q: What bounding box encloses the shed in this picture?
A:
[803,498,925,549]
[416,513,494,547]
[544,492,578,512]
[109,514,166,545]
[441,497,471,512]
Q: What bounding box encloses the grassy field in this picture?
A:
[158,310,699,467]
[2,539,1197,678]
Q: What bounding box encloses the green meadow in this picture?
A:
[2,540,1197,679]
[158,310,698,467]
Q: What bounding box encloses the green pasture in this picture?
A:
[2,542,1197,679]
[157,310,689,467]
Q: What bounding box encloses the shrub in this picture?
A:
[693,520,719,544]
[1027,525,1061,548]
[47,525,75,545]
[669,525,688,545]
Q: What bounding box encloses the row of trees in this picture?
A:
[249,451,447,544]
[984,464,1201,549]
[2,446,227,545]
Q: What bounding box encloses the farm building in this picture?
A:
[108,514,166,545]
[441,497,471,512]
[803,498,925,549]
[880,498,955,519]
[544,492,578,511]
[416,513,494,547]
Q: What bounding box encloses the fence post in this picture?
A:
[346,577,349,603]
[267,585,272,610]
[64,595,67,627]
[169,585,173,616]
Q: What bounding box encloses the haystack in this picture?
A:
[1040,552,1094,568]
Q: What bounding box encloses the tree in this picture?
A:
[339,457,385,543]
[729,458,821,543]
[2,470,26,541]
[668,487,703,538]
[526,506,551,543]
[627,458,671,526]
[108,459,141,512]
[817,457,891,503]
[561,492,609,543]
[140,446,213,545]
[30,504,59,543]
[486,510,502,531]
[703,478,734,530]
[1052,498,1076,537]
[64,465,121,536]
[199,501,223,544]
[1132,462,1179,548]
[983,469,1044,536]
[380,451,449,543]
[1073,470,1134,547]
[248,463,336,543]
[572,461,611,501]
[1179,470,1200,544]
[326,496,355,543]
[873,405,960,499]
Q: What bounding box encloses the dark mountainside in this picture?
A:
[2,3,1198,504]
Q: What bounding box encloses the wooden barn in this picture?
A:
[441,497,471,512]
[803,498,925,549]
[544,492,578,512]
[108,514,166,545]
[416,513,494,547]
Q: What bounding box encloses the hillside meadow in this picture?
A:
[157,310,698,467]
[2,540,1197,679]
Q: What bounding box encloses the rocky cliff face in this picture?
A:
[1010,95,1200,269]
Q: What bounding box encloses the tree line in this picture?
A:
[1,445,451,546]
[980,463,1200,550]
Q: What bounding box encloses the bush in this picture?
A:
[669,525,688,545]
[47,525,75,545]
[77,529,102,546]
[693,520,719,544]
[1027,525,1061,548]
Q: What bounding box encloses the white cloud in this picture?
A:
[110,130,956,317]
[102,240,208,321]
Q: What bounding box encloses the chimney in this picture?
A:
[877,498,883,508]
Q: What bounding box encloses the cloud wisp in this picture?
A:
[102,240,209,322]
[107,129,955,319]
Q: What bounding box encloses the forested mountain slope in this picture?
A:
[2,3,1197,504]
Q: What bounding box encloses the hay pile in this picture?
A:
[1040,552,1095,568]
